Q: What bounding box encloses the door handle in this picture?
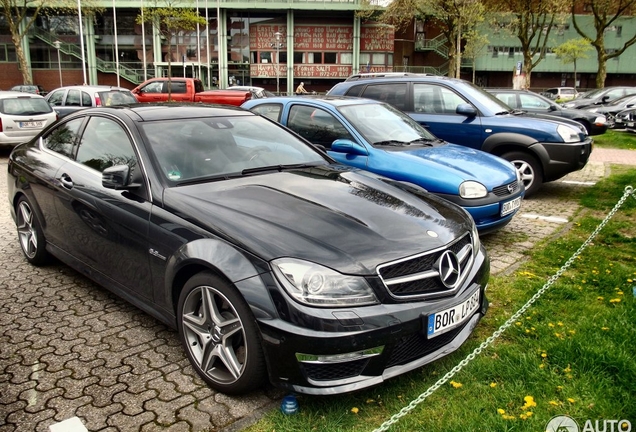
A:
[60,173,74,189]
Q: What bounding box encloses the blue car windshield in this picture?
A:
[338,102,439,146]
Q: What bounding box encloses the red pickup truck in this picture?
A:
[131,77,251,106]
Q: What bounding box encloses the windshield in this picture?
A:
[580,88,604,99]
[338,102,439,145]
[458,81,512,113]
[0,97,53,115]
[99,91,137,106]
[140,115,329,184]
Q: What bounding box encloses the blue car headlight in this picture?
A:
[271,258,378,307]
[459,181,487,199]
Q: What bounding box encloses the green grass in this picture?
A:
[246,167,636,432]
[593,129,636,150]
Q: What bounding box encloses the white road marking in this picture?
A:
[521,214,569,223]
[49,417,88,432]
[561,180,596,186]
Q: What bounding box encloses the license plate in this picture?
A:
[628,122,634,127]
[501,196,521,216]
[426,289,480,338]
[20,121,43,128]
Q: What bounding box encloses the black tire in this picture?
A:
[501,151,543,197]
[177,271,266,394]
[15,196,50,266]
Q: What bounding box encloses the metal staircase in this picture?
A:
[31,27,148,85]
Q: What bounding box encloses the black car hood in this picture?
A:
[162,166,472,274]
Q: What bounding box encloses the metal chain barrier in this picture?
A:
[372,186,635,432]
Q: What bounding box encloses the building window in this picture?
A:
[324,52,337,64]
[340,52,352,64]
[308,52,322,64]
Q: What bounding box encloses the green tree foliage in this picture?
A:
[484,0,570,88]
[136,1,206,98]
[553,37,591,88]
[361,0,485,78]
[462,30,489,83]
[571,0,636,88]
[0,0,102,85]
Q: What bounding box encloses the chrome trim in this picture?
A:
[296,346,384,363]
[377,233,474,300]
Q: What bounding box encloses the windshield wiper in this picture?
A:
[241,162,321,175]
[175,173,244,186]
[373,140,409,146]
[407,138,443,146]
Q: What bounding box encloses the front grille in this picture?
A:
[493,180,519,196]
[300,358,369,382]
[386,322,469,367]
[377,234,473,299]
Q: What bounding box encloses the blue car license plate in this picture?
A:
[501,196,521,216]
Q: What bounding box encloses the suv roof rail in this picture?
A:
[344,72,436,82]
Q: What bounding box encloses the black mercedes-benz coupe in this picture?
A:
[7,103,489,395]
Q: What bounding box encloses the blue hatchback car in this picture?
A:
[243,96,524,234]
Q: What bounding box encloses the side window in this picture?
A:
[606,89,624,100]
[520,94,549,109]
[76,117,137,173]
[414,84,440,113]
[81,91,92,107]
[169,81,187,94]
[250,104,282,121]
[42,118,84,159]
[344,85,364,97]
[141,82,164,93]
[66,90,81,106]
[47,90,65,106]
[361,84,408,111]
[287,105,354,149]
[494,93,518,108]
[438,87,466,113]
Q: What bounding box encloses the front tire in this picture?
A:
[177,271,266,394]
[502,151,543,197]
[16,196,50,266]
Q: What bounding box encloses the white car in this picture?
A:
[0,91,57,148]
[228,85,275,99]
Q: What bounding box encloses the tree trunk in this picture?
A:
[447,37,457,78]
[456,23,461,79]
[573,59,577,89]
[167,39,173,101]
[596,51,607,88]
[9,27,32,84]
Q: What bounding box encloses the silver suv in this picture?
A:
[0,91,57,148]
[45,85,137,117]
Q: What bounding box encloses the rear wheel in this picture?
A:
[16,196,50,265]
[502,151,543,197]
[177,271,266,394]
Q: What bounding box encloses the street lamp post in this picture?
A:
[270,32,283,95]
[53,41,63,87]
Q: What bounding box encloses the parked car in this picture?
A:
[228,85,275,99]
[132,77,252,106]
[7,103,489,396]
[45,85,138,117]
[540,87,578,102]
[243,96,524,234]
[614,107,636,129]
[10,84,47,96]
[486,88,607,135]
[561,86,636,109]
[0,91,57,148]
[327,75,593,196]
[584,94,636,129]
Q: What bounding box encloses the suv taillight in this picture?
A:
[95,94,101,106]
[0,118,3,132]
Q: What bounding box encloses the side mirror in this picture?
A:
[330,139,368,156]
[103,164,138,190]
[548,104,558,111]
[456,103,477,117]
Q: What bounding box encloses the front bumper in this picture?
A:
[535,137,593,182]
[252,245,489,395]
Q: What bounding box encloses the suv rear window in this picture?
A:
[0,97,53,115]
[99,91,137,106]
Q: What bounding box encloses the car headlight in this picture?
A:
[459,181,487,199]
[594,115,606,125]
[271,258,378,307]
[556,124,581,143]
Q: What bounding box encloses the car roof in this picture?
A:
[0,91,45,99]
[246,95,382,108]
[48,85,132,93]
[77,103,254,122]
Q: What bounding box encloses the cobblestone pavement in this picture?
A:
[1,148,634,432]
